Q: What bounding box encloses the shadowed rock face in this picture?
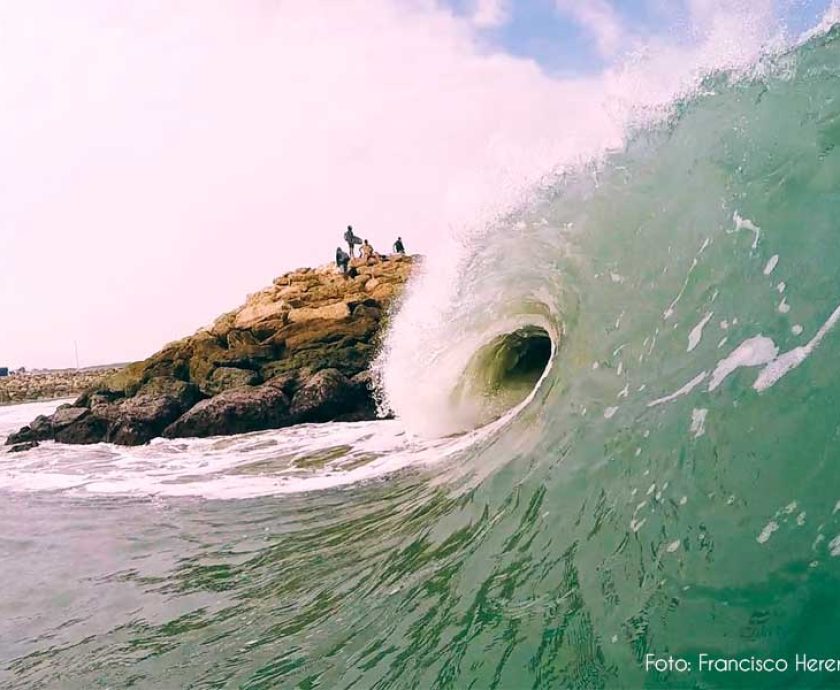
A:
[289,368,365,423]
[162,384,291,439]
[6,255,414,447]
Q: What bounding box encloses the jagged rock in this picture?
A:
[162,384,290,439]
[6,426,36,445]
[346,370,381,421]
[209,311,237,337]
[9,256,415,445]
[350,370,376,392]
[5,408,86,445]
[8,440,39,453]
[30,414,54,436]
[52,406,90,429]
[40,377,202,445]
[351,303,382,320]
[289,368,365,423]
[74,388,119,409]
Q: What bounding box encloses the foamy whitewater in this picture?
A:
[4,18,840,690]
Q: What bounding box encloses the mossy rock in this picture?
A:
[97,361,147,395]
[201,367,261,396]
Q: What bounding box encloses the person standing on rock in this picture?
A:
[344,225,362,257]
[393,236,405,254]
[335,246,350,275]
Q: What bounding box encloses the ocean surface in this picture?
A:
[3,24,840,690]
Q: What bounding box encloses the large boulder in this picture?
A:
[163,384,290,439]
[52,406,92,428]
[51,406,103,443]
[136,376,203,407]
[343,370,381,421]
[201,367,261,396]
[54,411,109,444]
[289,368,366,423]
[102,394,189,445]
[32,413,56,436]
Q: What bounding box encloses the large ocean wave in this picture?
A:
[380,24,840,446]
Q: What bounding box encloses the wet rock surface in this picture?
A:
[7,440,39,453]
[162,383,291,439]
[289,368,365,423]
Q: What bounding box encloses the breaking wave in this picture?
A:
[378,24,840,450]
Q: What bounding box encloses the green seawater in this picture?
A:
[3,26,840,690]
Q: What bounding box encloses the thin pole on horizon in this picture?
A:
[74,341,79,370]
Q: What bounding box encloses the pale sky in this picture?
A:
[0,0,833,369]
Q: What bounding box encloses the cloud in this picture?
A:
[471,0,510,28]
[554,0,627,58]
[686,0,776,35]
[0,0,791,369]
[0,0,619,368]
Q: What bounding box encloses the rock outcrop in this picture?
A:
[6,255,414,447]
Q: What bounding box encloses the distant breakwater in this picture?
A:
[0,368,121,406]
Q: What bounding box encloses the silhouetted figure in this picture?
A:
[335,246,350,274]
[393,236,405,254]
[344,225,362,257]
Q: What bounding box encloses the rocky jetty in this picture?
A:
[0,367,120,405]
[6,256,414,447]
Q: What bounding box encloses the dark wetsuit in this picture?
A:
[344,229,362,257]
[336,248,350,274]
